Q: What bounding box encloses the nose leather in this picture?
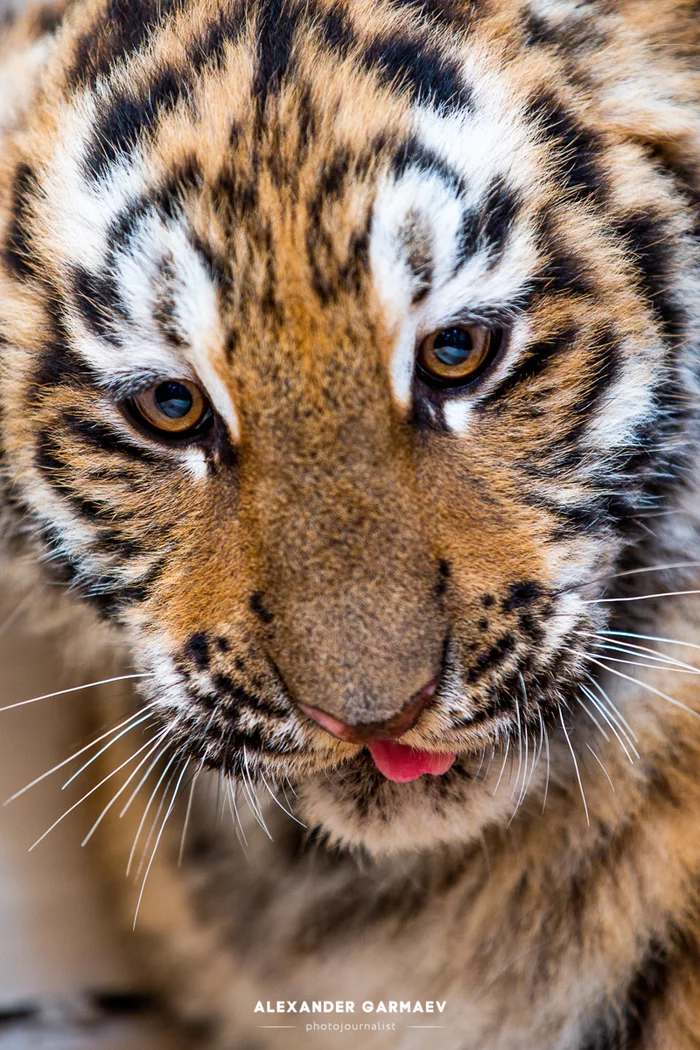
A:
[299,679,439,744]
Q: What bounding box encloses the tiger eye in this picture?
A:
[130,379,210,435]
[417,326,496,387]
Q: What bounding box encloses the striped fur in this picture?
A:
[1,0,700,1046]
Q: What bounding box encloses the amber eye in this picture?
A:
[129,380,211,436]
[417,326,496,387]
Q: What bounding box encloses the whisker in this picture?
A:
[259,767,306,828]
[0,591,35,643]
[542,724,551,814]
[582,589,700,605]
[133,760,189,928]
[558,706,590,826]
[226,777,248,850]
[135,761,181,882]
[601,629,700,655]
[585,635,700,674]
[4,705,157,805]
[127,750,179,877]
[28,735,161,852]
[584,742,615,793]
[81,728,170,847]
[586,657,700,723]
[584,651,700,675]
[559,562,700,596]
[580,682,637,763]
[583,672,639,744]
[493,735,510,796]
[577,696,611,743]
[241,746,272,840]
[178,759,205,866]
[0,673,154,714]
[62,713,155,789]
[510,686,524,803]
[119,737,172,819]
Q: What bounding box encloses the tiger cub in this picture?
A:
[1,0,700,1046]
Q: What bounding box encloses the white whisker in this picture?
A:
[226,778,248,850]
[580,683,637,764]
[0,591,34,642]
[133,760,189,928]
[602,629,700,655]
[493,735,510,796]
[577,696,611,742]
[178,760,205,866]
[587,658,700,722]
[584,651,700,675]
[584,743,615,793]
[582,589,700,605]
[62,712,154,789]
[241,746,272,840]
[584,672,639,745]
[127,750,179,877]
[81,728,170,846]
[135,760,181,882]
[0,673,153,714]
[29,736,160,852]
[4,705,156,806]
[587,636,700,674]
[559,707,589,826]
[542,725,551,814]
[259,767,306,828]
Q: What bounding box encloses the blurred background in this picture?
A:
[0,590,191,1048]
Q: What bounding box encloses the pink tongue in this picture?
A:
[367,741,456,783]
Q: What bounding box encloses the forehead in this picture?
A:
[16,0,640,447]
[30,0,545,337]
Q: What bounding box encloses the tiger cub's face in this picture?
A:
[1,0,697,851]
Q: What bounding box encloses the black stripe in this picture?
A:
[479,176,521,266]
[361,31,472,113]
[64,413,163,464]
[67,0,178,89]
[453,178,522,273]
[527,92,606,204]
[522,9,606,53]
[3,164,40,280]
[613,210,687,344]
[391,0,475,32]
[252,0,303,116]
[105,159,206,256]
[32,342,90,393]
[520,491,608,536]
[577,937,673,1050]
[479,328,577,406]
[84,11,244,179]
[561,327,621,444]
[392,135,466,194]
[534,211,596,297]
[72,266,127,342]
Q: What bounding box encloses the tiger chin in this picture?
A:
[2,0,700,1046]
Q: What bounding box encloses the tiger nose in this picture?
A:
[298,678,439,745]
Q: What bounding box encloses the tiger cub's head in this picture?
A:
[1,0,699,852]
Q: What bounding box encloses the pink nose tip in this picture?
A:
[298,679,439,745]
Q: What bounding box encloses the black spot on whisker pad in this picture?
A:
[501,580,542,613]
[186,632,211,670]
[249,592,274,625]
